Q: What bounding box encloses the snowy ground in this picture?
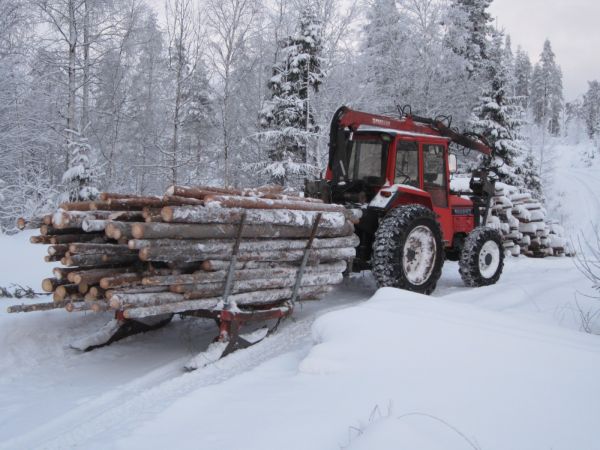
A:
[1,140,599,449]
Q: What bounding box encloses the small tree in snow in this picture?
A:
[256,3,325,186]
[61,128,98,202]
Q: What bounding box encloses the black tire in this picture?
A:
[372,205,444,295]
[459,227,504,287]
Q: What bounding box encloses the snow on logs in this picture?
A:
[451,178,571,258]
[14,185,358,318]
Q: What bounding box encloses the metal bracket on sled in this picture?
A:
[71,313,174,352]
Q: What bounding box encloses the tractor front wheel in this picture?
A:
[372,205,444,295]
[458,227,504,287]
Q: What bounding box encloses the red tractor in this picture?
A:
[306,106,504,294]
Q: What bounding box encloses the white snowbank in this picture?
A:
[0,230,49,288]
[114,281,600,450]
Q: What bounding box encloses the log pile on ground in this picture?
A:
[10,186,359,317]
[451,177,572,257]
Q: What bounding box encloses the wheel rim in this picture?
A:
[402,225,437,286]
[478,240,500,279]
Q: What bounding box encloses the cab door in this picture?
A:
[422,142,453,245]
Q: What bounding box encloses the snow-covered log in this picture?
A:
[128,235,359,253]
[177,272,343,299]
[141,261,346,286]
[131,221,355,240]
[138,245,356,263]
[120,285,333,319]
[161,205,349,229]
[61,253,138,267]
[7,300,76,313]
[203,194,347,213]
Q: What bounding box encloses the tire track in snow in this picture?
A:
[554,167,600,241]
[1,296,364,450]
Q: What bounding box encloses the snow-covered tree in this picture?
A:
[447,0,493,76]
[206,0,259,186]
[513,46,532,108]
[62,129,98,202]
[469,31,531,189]
[257,2,325,186]
[360,0,404,113]
[126,11,170,194]
[582,80,600,139]
[531,40,563,136]
[180,64,215,185]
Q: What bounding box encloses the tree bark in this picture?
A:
[129,236,359,254]
[203,194,346,213]
[120,285,333,319]
[30,235,54,244]
[41,225,83,236]
[53,211,112,229]
[165,185,321,202]
[105,221,135,240]
[200,260,306,272]
[68,243,131,255]
[162,206,346,229]
[141,261,346,286]
[7,300,75,314]
[138,245,355,263]
[53,267,81,280]
[176,272,343,298]
[70,267,142,285]
[131,221,354,240]
[61,253,139,267]
[50,233,106,245]
[48,244,69,257]
[59,201,95,211]
[108,211,147,222]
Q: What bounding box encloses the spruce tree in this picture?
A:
[582,80,600,139]
[361,0,404,112]
[469,31,535,192]
[257,3,325,186]
[62,128,98,202]
[448,0,493,76]
[531,40,563,135]
[513,47,532,108]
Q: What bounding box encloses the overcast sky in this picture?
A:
[489,0,599,100]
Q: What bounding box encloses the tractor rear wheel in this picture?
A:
[372,205,444,295]
[458,227,504,287]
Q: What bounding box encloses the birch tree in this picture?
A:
[205,0,259,186]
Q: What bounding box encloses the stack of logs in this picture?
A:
[10,186,360,318]
[487,183,569,257]
[451,178,570,257]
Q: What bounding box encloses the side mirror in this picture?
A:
[448,153,457,174]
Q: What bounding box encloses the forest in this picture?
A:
[0,0,598,231]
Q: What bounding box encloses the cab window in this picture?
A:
[395,141,419,187]
[423,144,448,207]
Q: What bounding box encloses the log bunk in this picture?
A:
[12,185,360,368]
